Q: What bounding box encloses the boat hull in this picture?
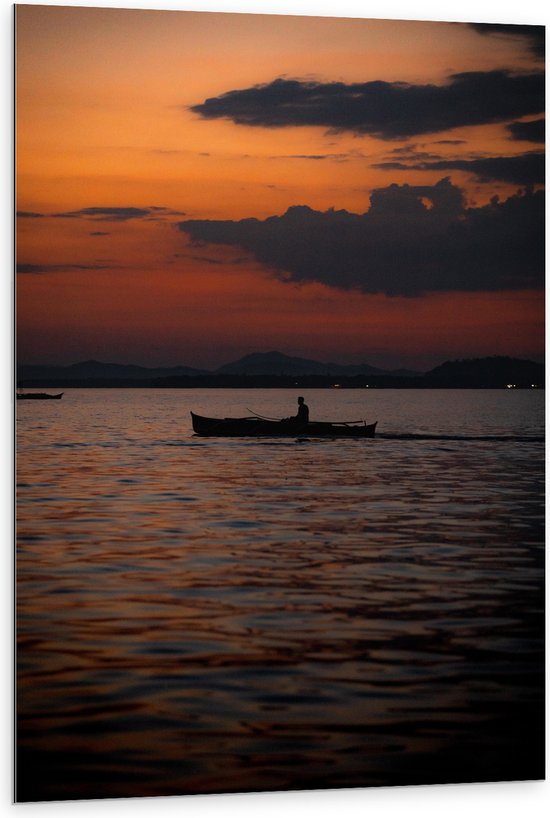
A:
[191,412,377,438]
[16,392,64,400]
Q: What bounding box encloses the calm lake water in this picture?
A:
[16,388,545,801]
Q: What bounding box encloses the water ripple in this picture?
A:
[16,388,545,801]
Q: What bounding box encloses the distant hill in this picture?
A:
[424,356,544,388]
[216,351,421,377]
[17,359,208,385]
[16,354,543,388]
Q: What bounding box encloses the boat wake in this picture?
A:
[378,433,544,443]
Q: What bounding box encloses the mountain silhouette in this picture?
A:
[424,356,544,387]
[16,353,543,388]
[216,350,420,377]
[18,360,208,382]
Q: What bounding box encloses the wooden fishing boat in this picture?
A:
[16,392,64,400]
[191,412,377,438]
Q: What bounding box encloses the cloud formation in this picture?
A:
[53,206,153,221]
[269,152,357,162]
[178,179,543,296]
[174,252,249,266]
[373,151,545,185]
[190,71,544,139]
[17,262,113,274]
[50,206,184,221]
[467,23,545,59]
[506,118,545,143]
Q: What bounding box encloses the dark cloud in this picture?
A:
[387,145,444,161]
[19,206,184,222]
[373,152,545,185]
[285,154,335,160]
[46,205,186,222]
[17,262,113,274]
[90,231,110,236]
[17,264,46,274]
[269,153,354,162]
[175,253,249,266]
[433,140,467,145]
[389,145,422,155]
[507,118,545,143]
[146,206,187,216]
[53,207,152,221]
[467,23,545,59]
[190,71,544,139]
[177,179,543,297]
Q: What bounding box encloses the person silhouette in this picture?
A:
[295,396,309,423]
[283,396,309,424]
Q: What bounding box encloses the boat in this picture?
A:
[16,392,64,400]
[191,412,377,438]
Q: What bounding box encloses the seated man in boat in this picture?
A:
[284,396,309,424]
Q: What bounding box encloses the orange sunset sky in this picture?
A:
[15,2,545,371]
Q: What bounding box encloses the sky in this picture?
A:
[15,1,545,371]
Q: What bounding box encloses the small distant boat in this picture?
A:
[16,392,64,400]
[191,412,377,438]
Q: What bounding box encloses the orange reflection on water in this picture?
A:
[16,389,545,800]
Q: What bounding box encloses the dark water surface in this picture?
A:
[16,389,545,801]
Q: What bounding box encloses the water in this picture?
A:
[16,389,545,801]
